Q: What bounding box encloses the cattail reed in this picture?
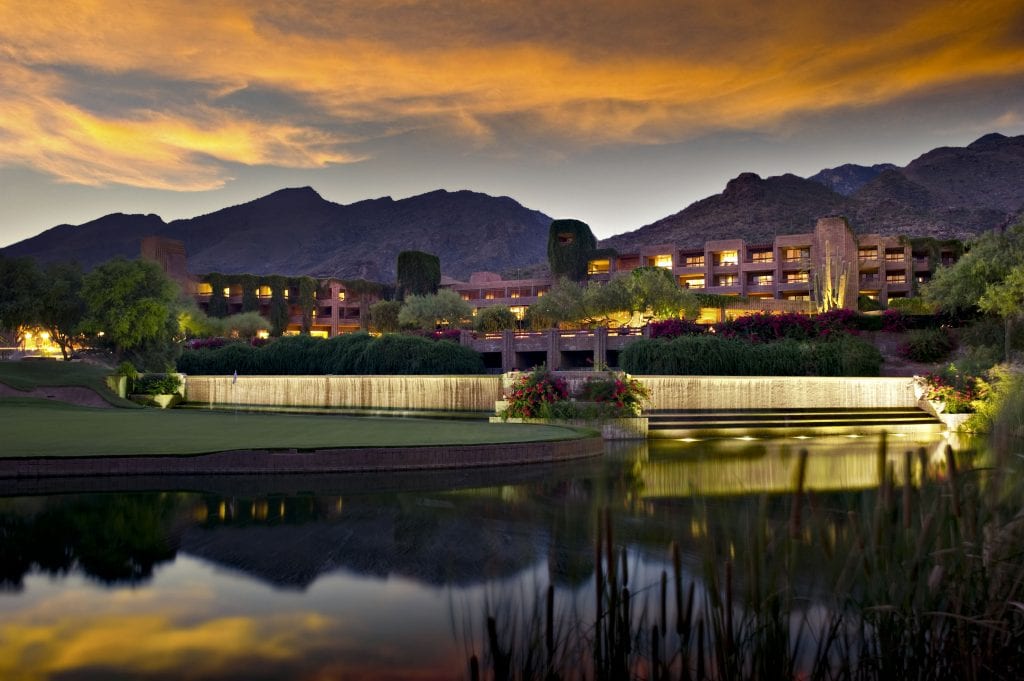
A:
[945,444,961,518]
[790,448,808,537]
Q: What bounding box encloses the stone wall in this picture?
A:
[640,376,918,410]
[185,375,504,412]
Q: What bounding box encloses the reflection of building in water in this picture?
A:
[637,436,951,498]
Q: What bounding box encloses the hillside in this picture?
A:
[2,188,554,281]
[604,133,1024,252]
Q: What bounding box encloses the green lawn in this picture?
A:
[0,361,137,407]
[0,398,587,457]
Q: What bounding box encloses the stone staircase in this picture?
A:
[646,407,944,439]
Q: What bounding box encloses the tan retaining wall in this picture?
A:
[185,375,503,412]
[639,376,919,410]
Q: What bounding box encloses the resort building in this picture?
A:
[444,216,960,324]
[148,215,960,339]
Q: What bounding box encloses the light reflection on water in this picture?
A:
[0,434,990,680]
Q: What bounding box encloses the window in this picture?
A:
[684,254,705,267]
[537,289,546,297]
[884,249,905,262]
[256,285,272,299]
[783,247,809,263]
[858,247,878,261]
[750,250,773,263]
[484,292,495,300]
[337,290,346,301]
[650,254,673,269]
[460,293,471,301]
[783,293,810,301]
[510,290,521,299]
[680,277,705,289]
[714,251,738,266]
[886,273,906,284]
[784,272,809,284]
[749,274,773,286]
[509,305,528,320]
[716,274,737,287]
[197,283,213,295]
[222,287,231,297]
[587,259,610,274]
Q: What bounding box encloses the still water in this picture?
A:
[0,435,992,680]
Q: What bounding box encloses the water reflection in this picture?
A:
[0,433,1009,680]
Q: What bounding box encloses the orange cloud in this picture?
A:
[0,0,1021,189]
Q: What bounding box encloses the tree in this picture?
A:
[628,267,699,321]
[547,219,598,281]
[396,251,441,299]
[222,312,269,338]
[580,275,632,325]
[344,279,383,331]
[528,277,586,328]
[368,300,402,333]
[267,275,290,336]
[923,224,1024,316]
[38,261,86,360]
[475,306,517,333]
[397,290,472,329]
[80,258,181,369]
[0,255,43,344]
[924,222,1024,360]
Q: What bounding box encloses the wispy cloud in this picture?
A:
[1,0,1021,190]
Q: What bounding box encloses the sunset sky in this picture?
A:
[1,0,1023,247]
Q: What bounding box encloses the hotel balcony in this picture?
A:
[912,258,932,272]
[745,283,775,294]
[777,281,811,292]
[704,285,742,294]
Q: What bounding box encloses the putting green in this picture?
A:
[0,398,586,457]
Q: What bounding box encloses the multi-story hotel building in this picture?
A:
[444,216,960,322]
[150,216,959,338]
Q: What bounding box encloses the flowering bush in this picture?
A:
[814,308,860,337]
[918,372,977,413]
[579,371,651,416]
[881,308,906,332]
[503,367,570,418]
[648,318,706,339]
[407,329,464,342]
[716,312,816,342]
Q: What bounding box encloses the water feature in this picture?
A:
[1,434,1018,680]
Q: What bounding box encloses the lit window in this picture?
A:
[197,283,213,295]
[484,292,495,300]
[750,251,773,263]
[338,290,346,301]
[680,276,705,289]
[885,249,905,262]
[750,274,773,286]
[783,248,809,262]
[784,272,809,284]
[510,291,521,298]
[715,251,738,266]
[222,287,231,297]
[684,255,705,267]
[652,254,673,269]
[256,285,272,298]
[588,259,611,274]
[858,247,878,261]
[886,273,906,284]
[509,305,528,320]
[716,275,737,286]
[461,293,471,301]
[537,289,546,297]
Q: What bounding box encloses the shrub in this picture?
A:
[502,367,569,418]
[881,308,906,332]
[475,306,518,333]
[918,371,977,413]
[647,318,705,339]
[135,373,182,395]
[578,371,650,416]
[899,328,955,363]
[619,335,881,376]
[858,294,882,312]
[177,332,485,375]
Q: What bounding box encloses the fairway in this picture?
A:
[0,398,585,457]
[0,361,137,407]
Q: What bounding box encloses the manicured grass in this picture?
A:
[0,361,137,407]
[0,398,587,457]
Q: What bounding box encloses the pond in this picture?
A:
[2,433,1020,680]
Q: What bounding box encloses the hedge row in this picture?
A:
[619,335,882,376]
[177,333,486,375]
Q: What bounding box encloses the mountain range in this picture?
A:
[603,133,1024,252]
[3,133,1023,280]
